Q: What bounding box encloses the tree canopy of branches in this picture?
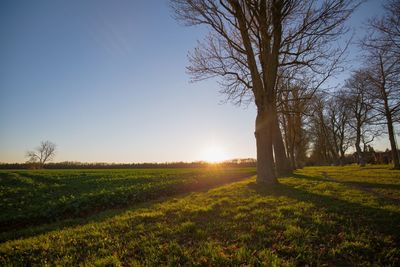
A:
[365,0,400,58]
[171,0,359,183]
[26,141,56,168]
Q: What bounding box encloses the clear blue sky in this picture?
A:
[0,0,389,163]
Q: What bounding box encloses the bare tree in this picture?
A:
[26,141,56,168]
[278,77,313,168]
[361,0,400,169]
[171,0,359,184]
[326,90,353,165]
[363,51,400,168]
[308,93,339,165]
[343,70,381,167]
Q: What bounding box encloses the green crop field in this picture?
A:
[0,165,399,266]
[0,167,255,241]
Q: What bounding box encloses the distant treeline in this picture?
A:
[0,158,257,170]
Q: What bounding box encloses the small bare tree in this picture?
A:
[26,141,56,168]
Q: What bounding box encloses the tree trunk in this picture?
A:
[339,148,345,166]
[273,113,292,176]
[385,113,400,169]
[255,109,277,184]
[293,112,302,168]
[355,129,366,167]
[282,114,295,168]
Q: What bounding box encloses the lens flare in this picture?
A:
[202,146,227,163]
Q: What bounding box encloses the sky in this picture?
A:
[0,0,391,163]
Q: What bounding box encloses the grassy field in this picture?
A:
[0,165,399,266]
[0,167,255,240]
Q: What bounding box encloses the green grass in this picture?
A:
[303,165,400,202]
[0,167,255,237]
[0,165,399,266]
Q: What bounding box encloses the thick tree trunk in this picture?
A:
[290,150,296,169]
[273,113,292,176]
[255,110,277,184]
[339,148,345,166]
[355,130,366,167]
[385,113,400,169]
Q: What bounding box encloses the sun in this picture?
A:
[202,146,227,163]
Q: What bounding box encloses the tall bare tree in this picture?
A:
[26,141,56,168]
[362,1,400,169]
[171,0,359,183]
[309,93,339,165]
[362,50,400,168]
[342,70,380,167]
[326,90,353,165]
[278,77,312,168]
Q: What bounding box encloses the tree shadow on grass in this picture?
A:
[341,181,400,190]
[290,173,327,182]
[291,172,400,192]
[245,180,400,265]
[248,181,400,238]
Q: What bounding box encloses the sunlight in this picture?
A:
[202,146,227,163]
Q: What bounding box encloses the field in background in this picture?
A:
[0,165,399,266]
[0,167,255,241]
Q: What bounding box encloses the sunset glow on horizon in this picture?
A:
[202,146,228,163]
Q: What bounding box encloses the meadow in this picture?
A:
[0,165,399,266]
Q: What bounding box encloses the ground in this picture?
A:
[0,165,399,266]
